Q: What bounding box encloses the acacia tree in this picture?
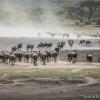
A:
[79,0,96,23]
[77,7,86,22]
[94,1,100,11]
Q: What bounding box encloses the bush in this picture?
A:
[95,18,100,25]
[84,20,90,25]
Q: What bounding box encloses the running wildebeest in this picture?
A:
[68,50,78,63]
[51,50,58,62]
[24,51,30,63]
[9,53,16,65]
[98,57,100,63]
[31,51,38,66]
[71,51,78,63]
[79,40,85,45]
[86,40,91,46]
[15,51,23,63]
[67,51,72,62]
[41,51,47,65]
[1,51,10,64]
[45,50,52,62]
[57,41,65,50]
[87,54,93,62]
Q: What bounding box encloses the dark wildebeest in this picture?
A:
[57,41,65,50]
[67,52,72,62]
[79,40,85,45]
[98,57,100,63]
[1,51,10,64]
[86,40,91,47]
[87,54,93,62]
[71,51,78,63]
[45,50,52,62]
[9,53,16,65]
[51,50,58,62]
[68,50,78,63]
[31,51,38,66]
[15,51,23,63]
[0,52,3,64]
[55,47,60,53]
[24,51,30,63]
[41,51,47,65]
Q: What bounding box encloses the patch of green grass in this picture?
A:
[78,68,100,79]
[0,67,86,84]
[0,68,74,80]
[0,67,100,85]
[19,77,86,85]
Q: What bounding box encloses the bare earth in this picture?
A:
[0,62,100,98]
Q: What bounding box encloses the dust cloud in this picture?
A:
[0,0,71,37]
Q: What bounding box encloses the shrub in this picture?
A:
[95,18,100,25]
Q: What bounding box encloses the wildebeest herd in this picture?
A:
[0,42,65,66]
[0,40,99,66]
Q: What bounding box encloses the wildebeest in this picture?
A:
[57,41,65,50]
[79,40,85,45]
[87,54,93,62]
[86,40,91,46]
[9,53,16,65]
[98,57,100,63]
[41,51,47,65]
[0,51,10,64]
[79,40,91,47]
[51,50,58,62]
[14,51,23,63]
[45,50,52,62]
[67,50,78,63]
[31,51,38,66]
[24,51,30,63]
[67,51,72,62]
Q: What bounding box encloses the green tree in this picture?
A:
[79,0,96,23]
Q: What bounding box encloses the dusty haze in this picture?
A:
[0,0,66,37]
[0,0,99,37]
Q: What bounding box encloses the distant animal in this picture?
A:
[87,54,93,62]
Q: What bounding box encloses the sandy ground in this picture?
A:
[0,62,100,98]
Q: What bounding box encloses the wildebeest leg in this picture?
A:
[3,58,5,64]
[31,58,33,63]
[28,57,30,63]
[34,59,37,66]
[5,58,8,64]
[70,55,73,63]
[47,57,49,62]
[54,56,57,62]
[11,60,15,65]
[43,59,46,65]
[72,58,76,63]
[9,59,11,64]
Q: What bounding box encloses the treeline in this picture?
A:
[68,0,100,25]
[56,0,100,26]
